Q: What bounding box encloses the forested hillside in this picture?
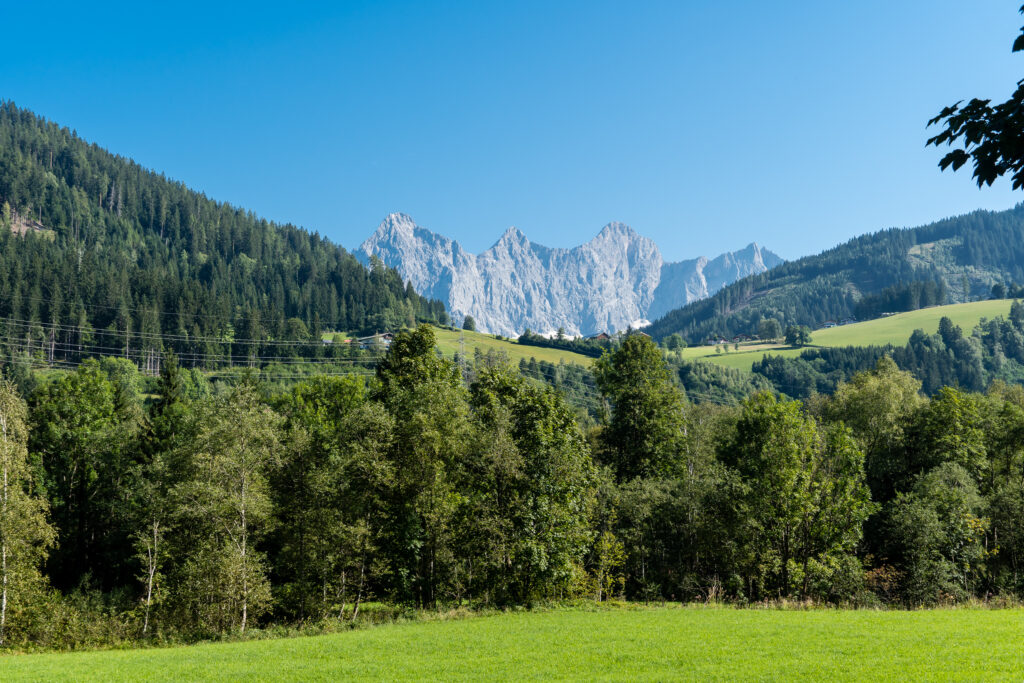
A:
[647,206,1024,343]
[0,102,447,375]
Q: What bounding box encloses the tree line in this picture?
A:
[853,280,948,321]
[516,330,614,358]
[3,326,1024,650]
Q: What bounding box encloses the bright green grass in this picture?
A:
[811,300,1013,347]
[5,607,1024,681]
[682,300,1015,372]
[674,344,809,371]
[430,326,595,367]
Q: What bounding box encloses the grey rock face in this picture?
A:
[358,213,782,336]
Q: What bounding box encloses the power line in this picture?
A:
[9,289,426,332]
[0,330,381,363]
[0,316,367,347]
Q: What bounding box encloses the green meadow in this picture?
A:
[430,326,596,366]
[679,300,1015,371]
[321,326,595,367]
[4,607,1023,681]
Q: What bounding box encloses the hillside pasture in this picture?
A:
[681,300,1016,371]
[810,300,1013,347]
[430,326,596,367]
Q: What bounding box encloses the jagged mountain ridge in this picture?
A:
[357,213,783,336]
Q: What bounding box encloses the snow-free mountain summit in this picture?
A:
[357,214,783,336]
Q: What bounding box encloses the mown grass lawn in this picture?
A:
[5,606,1024,681]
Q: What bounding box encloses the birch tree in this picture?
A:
[174,384,281,633]
[0,377,54,647]
[133,349,188,636]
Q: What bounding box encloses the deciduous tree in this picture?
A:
[722,393,873,600]
[0,377,54,647]
[593,334,687,481]
[927,5,1024,189]
[173,384,282,633]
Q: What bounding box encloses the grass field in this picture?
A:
[320,326,595,367]
[811,300,1013,347]
[5,606,1024,681]
[430,326,595,367]
[680,300,1015,372]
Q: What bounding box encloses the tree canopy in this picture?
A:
[927,5,1024,189]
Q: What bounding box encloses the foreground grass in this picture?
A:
[680,300,1016,371]
[5,606,1024,681]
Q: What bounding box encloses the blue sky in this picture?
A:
[1,1,1021,260]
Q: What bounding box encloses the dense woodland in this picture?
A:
[646,206,1024,343]
[3,326,1024,651]
[0,102,446,378]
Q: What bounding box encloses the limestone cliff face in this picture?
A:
[358,213,783,336]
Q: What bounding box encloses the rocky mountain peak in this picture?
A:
[492,226,530,248]
[595,221,639,240]
[356,215,782,336]
[375,212,416,236]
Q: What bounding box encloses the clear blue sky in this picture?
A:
[2,1,1021,260]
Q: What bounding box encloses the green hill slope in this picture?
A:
[678,300,1015,371]
[431,326,595,366]
[647,206,1024,344]
[809,300,1012,347]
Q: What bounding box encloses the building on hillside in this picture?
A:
[587,332,612,341]
[357,333,394,350]
[822,320,837,329]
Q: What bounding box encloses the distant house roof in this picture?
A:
[357,333,394,342]
[587,332,611,341]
